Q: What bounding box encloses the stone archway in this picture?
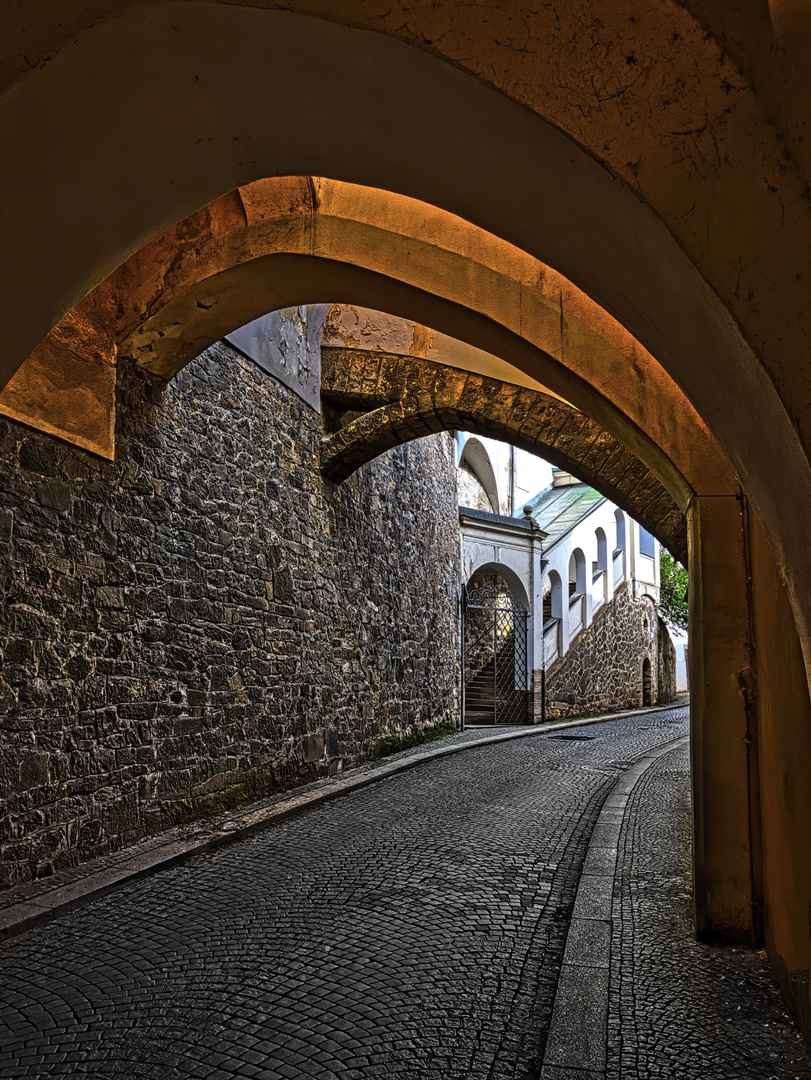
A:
[1,0,811,1015]
[1,178,723,516]
[2,4,810,662]
[319,349,687,563]
[0,171,793,967]
[463,566,531,727]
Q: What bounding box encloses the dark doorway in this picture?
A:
[463,573,530,725]
[642,657,653,707]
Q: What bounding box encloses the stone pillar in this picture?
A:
[688,495,761,944]
[748,511,811,1030]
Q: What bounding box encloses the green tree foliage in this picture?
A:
[659,549,689,631]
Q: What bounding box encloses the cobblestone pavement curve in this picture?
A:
[0,706,807,1079]
[607,741,810,1080]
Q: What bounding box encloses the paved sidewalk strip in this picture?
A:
[541,738,688,1076]
[0,701,685,943]
[0,707,690,1079]
[542,737,811,1080]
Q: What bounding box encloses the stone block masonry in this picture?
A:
[0,341,460,888]
[536,584,677,719]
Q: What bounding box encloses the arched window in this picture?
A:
[615,509,626,552]
[568,548,586,597]
[542,571,563,622]
[594,527,608,575]
[593,527,608,608]
[542,570,563,665]
[613,510,627,584]
[638,525,656,559]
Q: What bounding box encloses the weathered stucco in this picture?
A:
[3,0,811,1040]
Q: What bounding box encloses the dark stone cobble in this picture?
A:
[607,741,811,1080]
[0,709,688,1079]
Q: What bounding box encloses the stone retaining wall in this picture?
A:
[535,584,677,719]
[0,342,460,888]
[657,615,678,704]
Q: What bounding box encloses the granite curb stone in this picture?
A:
[541,735,690,1077]
[0,700,685,943]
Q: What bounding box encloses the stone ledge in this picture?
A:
[541,733,690,1076]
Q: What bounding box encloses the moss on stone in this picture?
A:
[372,716,461,761]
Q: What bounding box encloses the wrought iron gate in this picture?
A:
[463,583,530,725]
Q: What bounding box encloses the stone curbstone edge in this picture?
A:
[539,732,690,1077]
[0,699,689,944]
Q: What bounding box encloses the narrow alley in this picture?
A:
[1,707,807,1079]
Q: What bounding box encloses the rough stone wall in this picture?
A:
[0,342,460,888]
[657,615,678,703]
[457,464,495,513]
[535,584,677,719]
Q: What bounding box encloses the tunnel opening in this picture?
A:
[0,165,808,1032]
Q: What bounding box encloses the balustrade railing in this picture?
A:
[544,619,560,665]
[613,549,625,585]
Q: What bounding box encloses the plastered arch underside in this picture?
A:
[0,5,809,662]
[3,168,807,661]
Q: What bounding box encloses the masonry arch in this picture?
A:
[319,350,687,562]
[4,0,811,1010]
[465,561,530,616]
[6,177,722,511]
[3,4,811,664]
[463,563,532,725]
[0,172,800,971]
[458,438,499,515]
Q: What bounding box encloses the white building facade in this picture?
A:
[458,437,677,722]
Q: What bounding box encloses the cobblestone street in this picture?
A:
[606,741,808,1080]
[1,707,809,1079]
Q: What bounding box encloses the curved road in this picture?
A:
[1,707,808,1079]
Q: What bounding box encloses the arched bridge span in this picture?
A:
[320,349,687,564]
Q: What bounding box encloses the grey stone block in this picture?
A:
[562,917,611,968]
[544,965,609,1071]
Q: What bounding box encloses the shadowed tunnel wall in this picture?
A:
[2,0,811,1040]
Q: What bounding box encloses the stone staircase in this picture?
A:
[464,630,527,725]
[464,654,498,723]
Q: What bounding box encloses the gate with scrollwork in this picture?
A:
[462,582,530,725]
